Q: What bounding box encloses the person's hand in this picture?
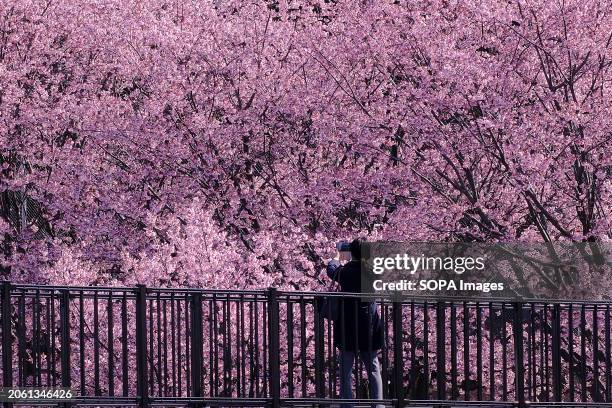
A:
[339,251,351,262]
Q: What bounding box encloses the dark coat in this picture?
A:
[326,260,384,351]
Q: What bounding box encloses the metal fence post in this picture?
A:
[593,305,600,401]
[513,302,526,408]
[392,301,404,408]
[2,282,12,408]
[190,292,203,408]
[436,301,446,400]
[551,304,562,401]
[267,288,280,408]
[313,295,325,399]
[606,305,611,403]
[59,289,71,407]
[135,285,149,408]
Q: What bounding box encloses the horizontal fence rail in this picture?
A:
[1,282,612,407]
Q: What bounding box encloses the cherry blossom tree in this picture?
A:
[0,0,610,401]
[1,0,610,286]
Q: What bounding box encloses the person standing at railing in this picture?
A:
[327,238,384,408]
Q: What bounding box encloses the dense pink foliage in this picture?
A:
[0,1,611,402]
[1,0,611,288]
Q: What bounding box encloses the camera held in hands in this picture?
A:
[336,240,350,252]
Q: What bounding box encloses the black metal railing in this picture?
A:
[1,282,612,407]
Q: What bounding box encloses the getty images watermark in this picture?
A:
[371,252,503,293]
[360,241,612,301]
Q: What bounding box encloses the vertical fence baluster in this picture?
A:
[78,292,85,395]
[148,297,154,396]
[298,297,305,397]
[450,303,458,399]
[354,300,361,396]
[222,299,228,395]
[190,292,203,408]
[393,301,403,408]
[156,294,162,396]
[409,301,415,399]
[327,300,333,399]
[93,292,100,396]
[225,295,232,396]
[1,282,12,408]
[463,302,469,401]
[236,296,242,398]
[314,294,325,399]
[59,289,71,408]
[254,297,259,397]
[543,304,549,401]
[121,291,129,397]
[423,301,429,400]
[606,305,611,402]
[489,302,494,400]
[531,304,537,402]
[528,304,535,401]
[476,302,482,401]
[34,290,41,386]
[135,285,148,408]
[267,288,280,408]
[436,301,445,400]
[240,297,246,398]
[502,302,507,401]
[287,297,294,399]
[209,297,214,397]
[170,294,176,397]
[17,294,24,387]
[581,305,587,401]
[594,305,600,401]
[569,304,575,402]
[552,304,562,402]
[163,299,169,397]
[263,299,268,398]
[186,295,191,396]
[48,293,54,387]
[248,300,254,397]
[513,302,526,408]
[212,294,219,396]
[177,297,182,397]
[381,302,389,399]
[108,292,114,397]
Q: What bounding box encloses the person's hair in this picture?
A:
[349,238,364,260]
